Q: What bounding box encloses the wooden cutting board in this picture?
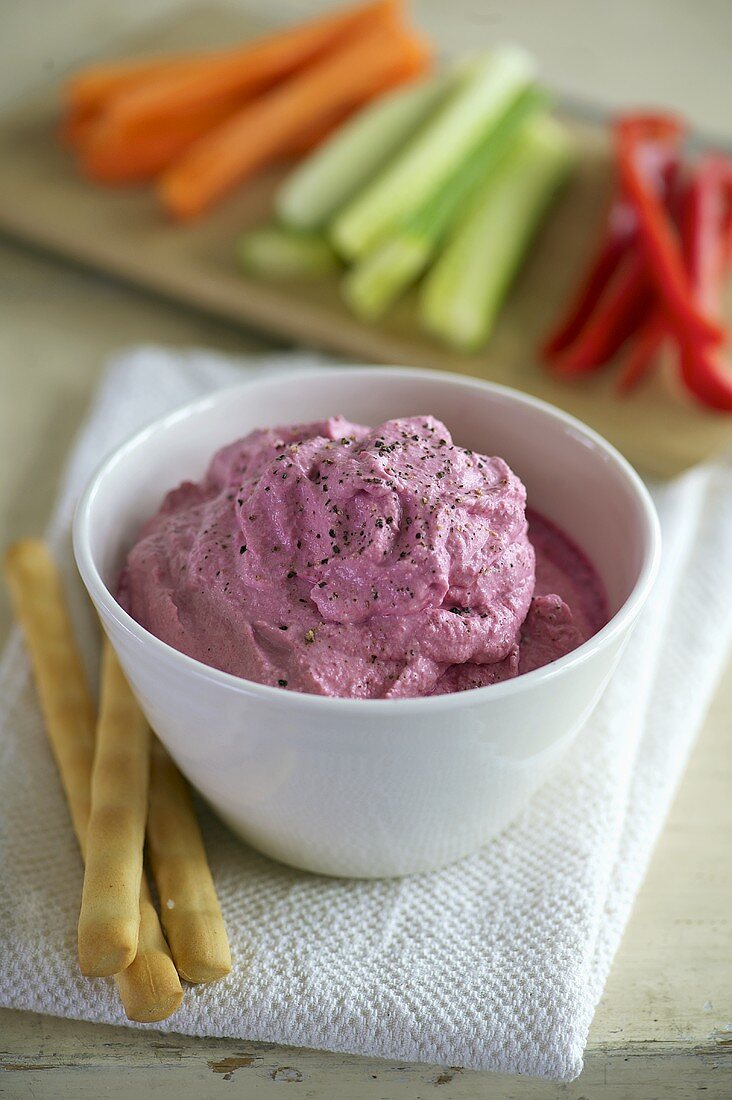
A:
[0,5,730,478]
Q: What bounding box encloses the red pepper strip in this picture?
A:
[550,253,653,375]
[619,158,732,401]
[676,157,732,411]
[694,156,732,265]
[723,198,732,264]
[541,214,633,359]
[615,165,687,394]
[679,346,732,410]
[543,112,682,362]
[616,117,725,347]
[616,310,666,393]
[683,157,732,307]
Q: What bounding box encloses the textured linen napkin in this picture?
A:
[1,347,731,1081]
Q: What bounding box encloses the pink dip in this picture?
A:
[118,416,607,698]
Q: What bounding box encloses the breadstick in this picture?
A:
[148,738,232,983]
[3,539,96,847]
[78,641,150,977]
[116,876,185,1022]
[3,540,182,1020]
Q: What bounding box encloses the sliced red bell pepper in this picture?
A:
[615,130,687,393]
[676,156,732,411]
[615,116,725,348]
[701,157,732,264]
[550,252,653,375]
[619,156,732,403]
[543,112,682,364]
[682,156,732,309]
[679,345,732,411]
[541,207,635,359]
[616,310,666,393]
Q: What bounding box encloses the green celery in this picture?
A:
[275,71,455,231]
[343,88,546,321]
[236,226,340,280]
[343,233,428,321]
[331,47,536,260]
[419,115,573,351]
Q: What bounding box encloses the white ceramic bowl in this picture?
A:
[74,367,660,878]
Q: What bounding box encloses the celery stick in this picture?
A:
[276,71,455,231]
[331,47,536,260]
[344,233,429,320]
[419,115,573,351]
[236,226,340,280]
[343,89,546,321]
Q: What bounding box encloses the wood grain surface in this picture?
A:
[1,5,731,478]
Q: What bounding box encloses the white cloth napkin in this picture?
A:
[1,347,731,1081]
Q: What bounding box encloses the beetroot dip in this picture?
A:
[118,415,607,699]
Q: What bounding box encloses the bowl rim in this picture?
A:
[73,365,661,714]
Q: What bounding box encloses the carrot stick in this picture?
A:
[81,83,403,183]
[105,0,402,137]
[59,107,98,148]
[62,58,221,147]
[81,129,216,185]
[76,48,427,184]
[79,98,245,183]
[65,54,209,116]
[159,24,430,219]
[284,112,350,161]
[285,48,431,160]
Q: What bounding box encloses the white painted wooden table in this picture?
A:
[1,2,731,1096]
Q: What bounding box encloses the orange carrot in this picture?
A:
[59,106,98,147]
[79,99,245,184]
[105,0,402,136]
[65,54,208,116]
[62,59,212,146]
[74,40,428,184]
[81,131,201,184]
[285,113,351,160]
[285,48,432,159]
[159,23,429,220]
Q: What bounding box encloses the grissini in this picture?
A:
[4,540,96,845]
[116,876,185,1022]
[3,540,182,1020]
[78,640,151,976]
[148,737,232,983]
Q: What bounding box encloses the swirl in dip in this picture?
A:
[118,415,607,698]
